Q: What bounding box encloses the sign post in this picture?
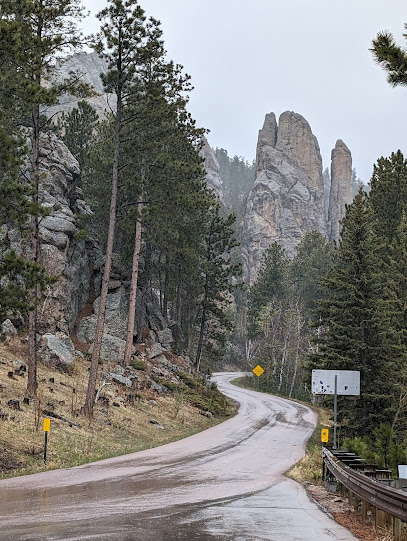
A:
[312,370,360,450]
[43,418,50,463]
[333,375,338,449]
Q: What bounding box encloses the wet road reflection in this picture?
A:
[0,373,356,540]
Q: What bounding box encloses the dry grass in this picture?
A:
[288,405,332,484]
[0,336,233,479]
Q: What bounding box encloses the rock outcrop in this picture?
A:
[47,52,112,117]
[49,52,221,199]
[0,133,92,334]
[328,139,353,242]
[243,111,326,282]
[200,137,223,200]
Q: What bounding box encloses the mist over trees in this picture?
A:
[214,148,255,216]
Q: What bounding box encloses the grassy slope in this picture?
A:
[0,337,236,479]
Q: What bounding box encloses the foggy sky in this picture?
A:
[82,0,407,183]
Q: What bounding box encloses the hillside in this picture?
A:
[0,335,236,478]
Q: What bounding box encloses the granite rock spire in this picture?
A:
[328,139,353,242]
[242,111,326,282]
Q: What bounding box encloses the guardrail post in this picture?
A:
[376,509,393,536]
[394,517,407,541]
[362,500,373,524]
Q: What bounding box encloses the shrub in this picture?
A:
[131,359,147,371]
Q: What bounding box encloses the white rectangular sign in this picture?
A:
[312,369,360,396]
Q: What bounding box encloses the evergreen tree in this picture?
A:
[119,53,197,365]
[56,101,100,169]
[83,0,166,417]
[247,243,288,339]
[386,213,407,432]
[371,24,407,87]
[0,0,89,397]
[195,205,241,372]
[369,151,407,244]
[308,190,400,435]
[291,231,333,313]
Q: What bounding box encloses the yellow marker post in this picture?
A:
[321,428,329,443]
[43,419,51,463]
[253,365,264,377]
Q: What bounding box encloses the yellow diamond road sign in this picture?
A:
[253,364,264,377]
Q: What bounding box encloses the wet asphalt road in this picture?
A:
[0,372,357,540]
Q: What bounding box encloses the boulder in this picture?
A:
[148,343,165,359]
[157,328,173,349]
[93,286,128,338]
[38,333,75,369]
[1,319,17,338]
[110,373,133,387]
[150,381,168,394]
[88,333,126,362]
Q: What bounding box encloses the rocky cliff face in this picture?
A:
[200,136,223,199]
[47,52,112,117]
[328,139,353,242]
[0,133,93,334]
[243,111,326,282]
[49,53,221,199]
[0,133,177,362]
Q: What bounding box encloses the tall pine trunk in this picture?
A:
[83,95,122,417]
[26,104,41,398]
[195,307,206,373]
[162,254,170,323]
[124,198,144,366]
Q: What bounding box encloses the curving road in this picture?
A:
[0,373,356,540]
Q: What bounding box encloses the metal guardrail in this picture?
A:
[323,447,407,523]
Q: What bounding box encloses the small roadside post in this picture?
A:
[321,428,329,480]
[43,418,51,463]
[312,370,360,449]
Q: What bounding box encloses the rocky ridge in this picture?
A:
[46,52,113,118]
[243,111,327,282]
[48,52,223,202]
[243,111,353,281]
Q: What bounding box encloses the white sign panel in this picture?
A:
[312,369,360,396]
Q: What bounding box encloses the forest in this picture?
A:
[2,0,407,470]
[0,0,241,419]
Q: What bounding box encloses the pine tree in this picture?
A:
[83,0,165,417]
[56,101,100,169]
[120,54,196,365]
[0,0,89,396]
[371,24,407,87]
[290,230,333,313]
[385,213,407,432]
[195,204,241,372]
[308,190,400,435]
[247,243,288,339]
[369,151,407,244]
